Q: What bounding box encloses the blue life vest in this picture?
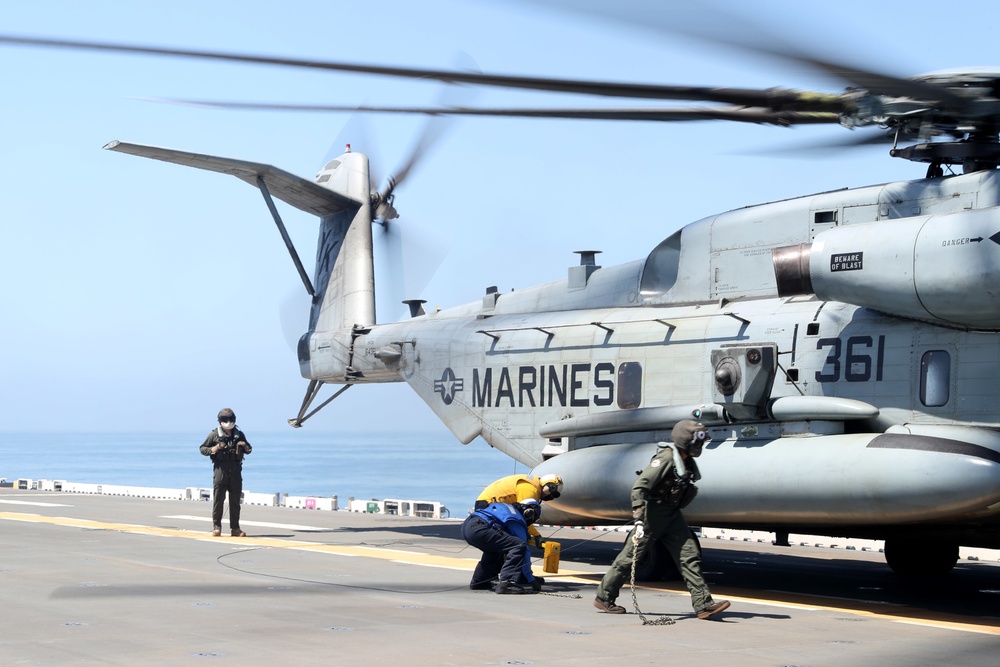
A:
[473,502,528,531]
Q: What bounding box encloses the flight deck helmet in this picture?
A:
[539,474,563,500]
[670,419,711,457]
[218,408,236,426]
[517,499,542,525]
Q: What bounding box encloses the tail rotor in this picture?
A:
[367,65,478,321]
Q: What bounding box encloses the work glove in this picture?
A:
[532,535,544,549]
[634,520,645,541]
[531,578,543,592]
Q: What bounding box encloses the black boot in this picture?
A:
[495,580,533,595]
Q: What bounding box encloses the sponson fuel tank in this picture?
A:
[533,426,1000,529]
[772,207,1000,329]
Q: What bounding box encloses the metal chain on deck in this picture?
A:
[629,528,675,626]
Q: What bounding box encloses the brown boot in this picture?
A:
[593,597,626,614]
[231,529,246,537]
[211,528,222,537]
[697,600,731,620]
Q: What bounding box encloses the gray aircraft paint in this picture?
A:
[106,142,1000,572]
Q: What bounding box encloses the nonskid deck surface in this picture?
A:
[2,488,999,666]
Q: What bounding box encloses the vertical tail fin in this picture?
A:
[103,140,377,382]
[310,150,375,334]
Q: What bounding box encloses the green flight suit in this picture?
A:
[595,445,718,614]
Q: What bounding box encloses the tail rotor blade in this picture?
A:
[378,53,481,200]
[279,288,311,350]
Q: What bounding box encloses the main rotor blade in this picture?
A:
[524,1,967,109]
[0,34,843,111]
[755,51,967,110]
[141,97,842,125]
[750,129,897,157]
[381,55,480,199]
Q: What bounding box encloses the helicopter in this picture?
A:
[4,9,1000,578]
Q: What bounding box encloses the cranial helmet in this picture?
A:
[539,474,563,500]
[218,408,236,423]
[670,419,711,457]
[517,499,542,525]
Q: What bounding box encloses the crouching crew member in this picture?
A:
[462,499,543,594]
[594,420,730,620]
[475,473,562,548]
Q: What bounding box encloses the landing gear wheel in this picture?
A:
[634,540,673,581]
[632,528,702,581]
[884,537,958,576]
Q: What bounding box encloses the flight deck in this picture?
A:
[1,486,999,666]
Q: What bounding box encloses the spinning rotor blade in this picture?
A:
[141,98,841,126]
[534,1,941,93]
[752,129,898,157]
[777,55,967,109]
[5,9,995,165]
[0,31,972,125]
[373,56,478,208]
[527,0,969,109]
[367,58,475,321]
[1,33,843,112]
[279,288,311,351]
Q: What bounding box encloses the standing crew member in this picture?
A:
[475,473,562,548]
[594,420,730,620]
[462,499,543,593]
[199,408,252,537]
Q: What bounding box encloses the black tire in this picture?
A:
[884,537,958,576]
[632,528,701,581]
[634,539,673,581]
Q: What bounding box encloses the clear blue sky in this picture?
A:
[1,0,997,435]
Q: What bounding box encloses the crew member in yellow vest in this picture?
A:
[475,473,562,547]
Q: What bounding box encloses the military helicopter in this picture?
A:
[4,17,1000,578]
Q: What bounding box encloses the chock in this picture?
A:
[542,540,561,573]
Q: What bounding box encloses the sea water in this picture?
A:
[0,430,523,517]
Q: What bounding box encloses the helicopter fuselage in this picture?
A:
[106,141,1000,574]
[321,166,1000,552]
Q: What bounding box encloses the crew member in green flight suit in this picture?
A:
[594,419,730,620]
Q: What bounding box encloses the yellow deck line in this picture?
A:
[4,510,998,635]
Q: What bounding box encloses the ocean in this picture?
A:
[0,430,524,517]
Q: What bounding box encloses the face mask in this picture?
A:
[221,420,235,430]
[687,430,708,457]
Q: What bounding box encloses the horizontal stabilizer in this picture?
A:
[104,140,359,217]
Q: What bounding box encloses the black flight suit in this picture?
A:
[199,427,251,533]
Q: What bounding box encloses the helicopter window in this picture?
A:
[806,323,820,336]
[617,362,642,409]
[814,210,837,224]
[919,350,951,407]
[639,230,681,296]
